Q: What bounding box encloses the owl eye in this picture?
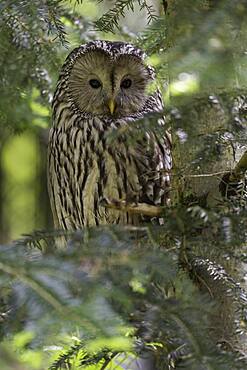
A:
[121,78,132,89]
[89,79,102,89]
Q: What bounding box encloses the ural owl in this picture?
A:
[48,40,171,230]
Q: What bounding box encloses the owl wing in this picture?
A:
[132,119,172,208]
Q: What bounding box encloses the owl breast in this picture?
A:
[48,105,171,230]
[48,113,149,229]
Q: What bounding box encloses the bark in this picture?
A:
[171,94,246,206]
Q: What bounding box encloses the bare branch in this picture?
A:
[100,197,163,217]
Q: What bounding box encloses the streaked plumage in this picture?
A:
[48,40,172,229]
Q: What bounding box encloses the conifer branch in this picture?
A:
[94,0,157,33]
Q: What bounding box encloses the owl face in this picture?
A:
[66,42,154,117]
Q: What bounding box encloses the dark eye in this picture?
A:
[89,79,102,89]
[121,78,132,89]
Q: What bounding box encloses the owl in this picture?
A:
[48,40,172,230]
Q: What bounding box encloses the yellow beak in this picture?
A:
[108,99,116,115]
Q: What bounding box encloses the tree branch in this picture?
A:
[100,197,163,217]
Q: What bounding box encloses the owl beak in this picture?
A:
[108,99,116,115]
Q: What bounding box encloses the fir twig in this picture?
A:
[94,0,157,33]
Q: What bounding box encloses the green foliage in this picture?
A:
[0,224,246,369]
[94,0,157,33]
[0,0,94,130]
[0,0,247,369]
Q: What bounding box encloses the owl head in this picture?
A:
[61,41,156,117]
